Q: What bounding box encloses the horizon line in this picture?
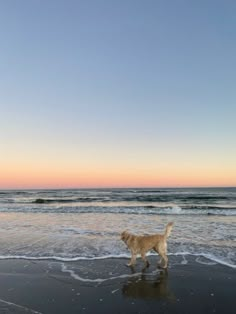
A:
[0,186,235,191]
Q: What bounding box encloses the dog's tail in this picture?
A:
[164,222,174,238]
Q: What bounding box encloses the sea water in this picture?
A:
[0,188,235,269]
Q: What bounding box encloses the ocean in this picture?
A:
[0,188,235,269]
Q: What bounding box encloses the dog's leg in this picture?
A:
[159,252,168,268]
[155,241,168,268]
[141,252,150,268]
[127,252,137,266]
[153,247,162,266]
[161,244,168,268]
[158,257,163,266]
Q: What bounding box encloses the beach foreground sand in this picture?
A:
[0,256,235,314]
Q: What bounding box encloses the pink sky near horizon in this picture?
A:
[1,122,236,189]
[1,159,235,189]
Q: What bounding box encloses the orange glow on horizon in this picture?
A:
[1,163,236,189]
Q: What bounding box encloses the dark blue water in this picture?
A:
[0,187,236,215]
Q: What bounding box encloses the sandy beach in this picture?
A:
[0,256,235,314]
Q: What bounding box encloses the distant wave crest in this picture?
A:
[1,205,236,215]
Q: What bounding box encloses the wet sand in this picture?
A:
[0,256,235,313]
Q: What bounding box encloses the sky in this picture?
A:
[0,0,236,189]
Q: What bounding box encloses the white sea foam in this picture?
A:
[180,255,188,265]
[0,251,235,269]
[0,203,235,271]
[61,263,141,283]
[195,256,217,266]
[61,263,161,283]
[0,298,42,314]
[164,206,182,214]
[169,252,236,269]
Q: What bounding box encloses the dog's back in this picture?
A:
[136,222,173,252]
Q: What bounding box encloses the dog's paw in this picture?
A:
[158,265,168,269]
[126,263,134,267]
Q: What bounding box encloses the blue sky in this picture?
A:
[0,0,236,188]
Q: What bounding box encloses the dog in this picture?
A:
[121,222,174,268]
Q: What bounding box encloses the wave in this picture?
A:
[129,190,169,193]
[184,205,236,209]
[115,195,233,202]
[180,196,230,200]
[4,194,236,204]
[32,197,106,204]
[0,252,234,269]
[33,198,75,204]
[1,205,236,215]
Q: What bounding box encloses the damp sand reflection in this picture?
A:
[122,268,175,301]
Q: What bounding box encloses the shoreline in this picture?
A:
[0,251,235,269]
[0,256,235,313]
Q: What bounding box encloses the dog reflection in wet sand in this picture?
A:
[122,269,175,301]
[121,222,174,268]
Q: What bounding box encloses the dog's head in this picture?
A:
[120,230,130,242]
